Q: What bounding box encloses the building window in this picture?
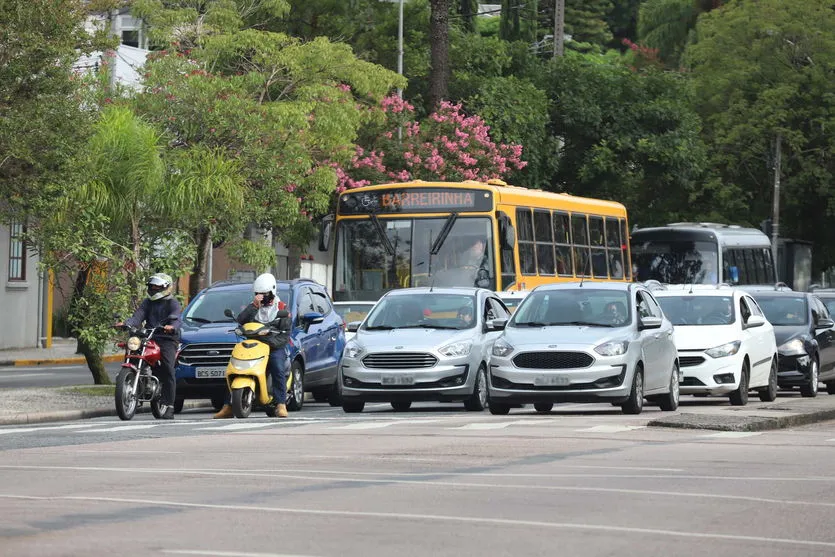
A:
[8,221,26,281]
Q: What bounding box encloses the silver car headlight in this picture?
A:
[492,338,514,357]
[230,356,264,370]
[705,341,741,358]
[439,341,472,357]
[127,337,141,351]
[777,338,806,356]
[594,340,629,357]
[344,341,364,359]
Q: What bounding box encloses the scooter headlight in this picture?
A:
[127,337,141,351]
[230,356,265,370]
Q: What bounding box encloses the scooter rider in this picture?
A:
[115,273,182,420]
[214,273,292,419]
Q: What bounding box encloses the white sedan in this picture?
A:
[654,286,778,405]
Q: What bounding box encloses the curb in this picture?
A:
[0,400,213,426]
[0,354,122,368]
[647,407,835,432]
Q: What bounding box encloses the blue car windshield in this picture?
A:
[184,285,292,323]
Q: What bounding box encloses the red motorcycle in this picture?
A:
[114,326,168,420]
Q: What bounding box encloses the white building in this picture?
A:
[0,222,44,349]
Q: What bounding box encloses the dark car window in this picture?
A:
[184,284,291,323]
[752,295,808,326]
[311,290,332,315]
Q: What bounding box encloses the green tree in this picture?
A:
[686,0,835,271]
[638,0,724,67]
[565,0,614,49]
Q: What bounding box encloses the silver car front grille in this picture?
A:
[512,351,594,369]
[362,352,438,369]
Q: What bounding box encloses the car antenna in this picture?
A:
[579,255,591,287]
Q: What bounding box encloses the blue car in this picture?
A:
[174,279,346,412]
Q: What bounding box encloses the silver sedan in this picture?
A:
[488,282,681,415]
[339,287,511,413]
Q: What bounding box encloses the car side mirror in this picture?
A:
[816,317,835,329]
[347,321,360,333]
[638,316,662,330]
[224,308,235,319]
[486,318,508,331]
[302,312,325,326]
[744,314,766,329]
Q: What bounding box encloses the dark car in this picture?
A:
[174,279,346,412]
[747,289,835,396]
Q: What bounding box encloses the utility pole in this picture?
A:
[397,0,404,98]
[553,0,565,57]
[771,133,782,276]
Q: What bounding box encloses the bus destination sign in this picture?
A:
[339,187,493,214]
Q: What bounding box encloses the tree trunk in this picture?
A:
[70,268,89,354]
[190,226,211,299]
[287,243,302,280]
[459,0,475,32]
[428,0,451,109]
[78,335,110,385]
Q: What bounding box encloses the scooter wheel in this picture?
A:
[232,387,253,418]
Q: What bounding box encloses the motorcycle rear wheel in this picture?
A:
[232,387,253,418]
[115,368,138,421]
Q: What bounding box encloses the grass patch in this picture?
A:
[59,385,115,397]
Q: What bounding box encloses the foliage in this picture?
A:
[685,0,835,270]
[336,95,527,188]
[565,0,615,49]
[638,0,725,68]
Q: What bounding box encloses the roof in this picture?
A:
[654,288,739,298]
[206,278,320,290]
[533,281,633,292]
[383,286,485,297]
[632,223,771,245]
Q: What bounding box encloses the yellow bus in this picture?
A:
[320,180,631,301]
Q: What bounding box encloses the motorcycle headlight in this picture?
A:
[594,340,629,356]
[778,338,806,356]
[127,337,141,351]
[492,338,514,357]
[230,356,265,370]
[344,341,364,359]
[705,340,741,358]
[439,341,472,357]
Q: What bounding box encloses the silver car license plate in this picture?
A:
[196,367,226,378]
[381,374,415,386]
[534,375,569,387]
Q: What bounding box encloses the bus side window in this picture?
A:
[589,216,608,279]
[572,214,591,277]
[534,210,555,275]
[605,217,624,279]
[553,212,573,276]
[620,218,631,281]
[516,208,537,276]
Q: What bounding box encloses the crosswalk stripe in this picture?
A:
[0,424,99,435]
[330,421,399,430]
[451,422,514,430]
[576,425,647,433]
[83,425,160,433]
[199,423,279,431]
[702,432,763,439]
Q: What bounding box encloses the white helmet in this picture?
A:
[253,273,277,297]
[147,273,173,301]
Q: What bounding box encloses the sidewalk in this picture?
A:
[0,338,122,367]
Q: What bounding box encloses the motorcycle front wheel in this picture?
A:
[115,368,138,421]
[232,387,253,418]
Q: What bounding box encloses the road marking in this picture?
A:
[0,423,99,435]
[702,432,763,439]
[82,425,160,433]
[3,366,81,372]
[330,421,400,430]
[4,493,835,549]
[199,423,281,431]
[450,422,514,430]
[576,425,647,433]
[163,551,319,557]
[0,373,56,379]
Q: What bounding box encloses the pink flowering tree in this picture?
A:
[335,95,527,192]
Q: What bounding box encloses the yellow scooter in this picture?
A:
[223,309,292,419]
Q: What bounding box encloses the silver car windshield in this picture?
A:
[656,295,734,326]
[363,293,477,330]
[511,289,630,328]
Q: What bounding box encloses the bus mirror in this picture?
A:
[729,266,740,284]
[318,214,334,252]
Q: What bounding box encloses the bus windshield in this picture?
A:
[334,216,494,301]
[632,239,719,284]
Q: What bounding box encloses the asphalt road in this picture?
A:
[2,401,835,556]
[0,362,122,388]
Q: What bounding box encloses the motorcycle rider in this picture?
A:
[214,272,292,419]
[115,273,182,420]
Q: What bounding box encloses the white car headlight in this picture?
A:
[778,338,806,356]
[492,338,514,357]
[594,341,629,356]
[344,341,364,359]
[439,341,472,357]
[127,337,141,351]
[705,341,741,358]
[230,356,264,370]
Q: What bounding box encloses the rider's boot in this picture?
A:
[264,398,278,417]
[213,404,233,419]
[277,403,288,418]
